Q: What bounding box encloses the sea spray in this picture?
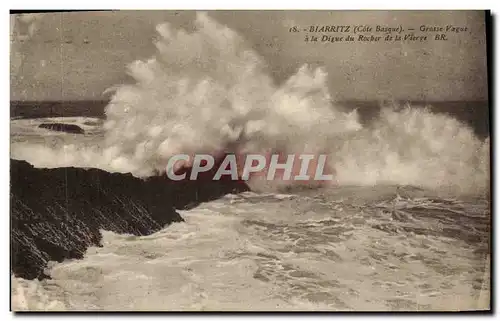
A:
[102,12,357,186]
[331,105,489,194]
[11,12,489,194]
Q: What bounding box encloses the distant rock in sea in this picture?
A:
[10,159,249,280]
[38,123,85,134]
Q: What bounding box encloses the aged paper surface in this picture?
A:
[10,11,490,311]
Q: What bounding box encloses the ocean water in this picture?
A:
[10,186,490,311]
[10,12,490,311]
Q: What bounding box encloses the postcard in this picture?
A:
[10,10,490,311]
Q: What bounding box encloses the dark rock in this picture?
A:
[10,159,249,280]
[39,123,85,134]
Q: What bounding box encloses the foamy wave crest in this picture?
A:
[13,13,489,195]
[103,12,360,179]
[332,105,490,194]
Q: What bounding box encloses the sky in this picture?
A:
[10,10,488,101]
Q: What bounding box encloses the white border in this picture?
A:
[3,1,498,320]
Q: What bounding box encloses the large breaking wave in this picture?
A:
[11,12,489,195]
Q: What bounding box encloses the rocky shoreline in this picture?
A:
[10,159,249,280]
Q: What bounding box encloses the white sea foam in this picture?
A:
[9,13,491,312]
[10,192,490,311]
[11,12,489,195]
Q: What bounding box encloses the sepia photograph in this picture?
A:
[10,10,490,311]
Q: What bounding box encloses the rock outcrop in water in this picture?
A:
[10,159,249,280]
[38,123,85,134]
